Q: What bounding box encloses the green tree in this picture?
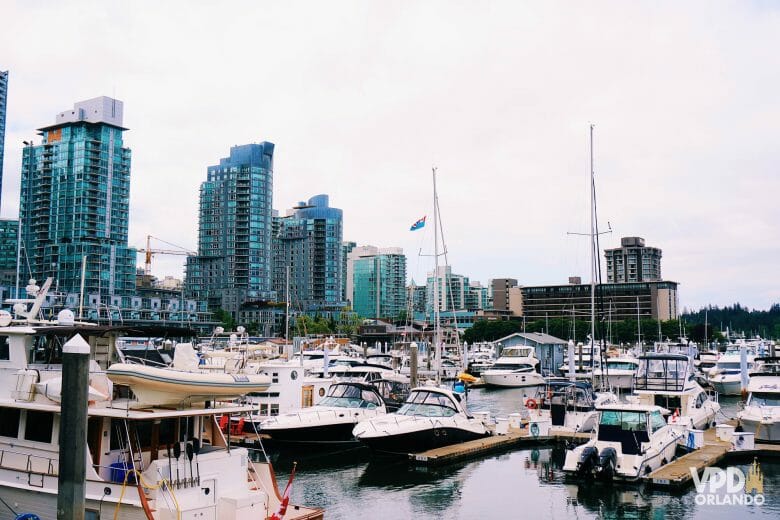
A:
[212,308,236,331]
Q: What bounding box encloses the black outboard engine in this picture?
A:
[596,447,617,480]
[577,446,599,477]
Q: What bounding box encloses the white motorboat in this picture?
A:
[629,353,720,430]
[707,343,758,395]
[352,386,488,454]
[526,379,617,433]
[562,404,683,481]
[557,342,596,381]
[0,279,322,520]
[592,357,640,391]
[482,346,545,388]
[737,357,780,443]
[257,382,387,446]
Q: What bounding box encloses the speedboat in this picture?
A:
[352,386,488,454]
[592,357,639,391]
[526,379,617,433]
[562,404,683,481]
[707,343,758,395]
[737,357,780,443]
[256,382,388,446]
[482,346,545,388]
[629,353,720,430]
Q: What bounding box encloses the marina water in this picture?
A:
[270,388,779,520]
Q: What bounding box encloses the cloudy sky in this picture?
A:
[2,1,778,311]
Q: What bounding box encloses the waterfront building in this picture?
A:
[347,245,407,319]
[0,70,7,209]
[20,96,136,299]
[519,280,679,321]
[465,281,491,311]
[407,281,426,315]
[605,236,662,283]
[273,194,345,311]
[0,218,17,287]
[186,142,276,317]
[425,265,470,315]
[490,278,518,312]
[341,241,356,303]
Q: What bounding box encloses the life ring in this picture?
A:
[525,398,538,409]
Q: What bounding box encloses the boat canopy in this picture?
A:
[634,354,691,393]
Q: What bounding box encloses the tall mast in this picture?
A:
[432,167,441,386]
[589,124,596,349]
[285,265,290,342]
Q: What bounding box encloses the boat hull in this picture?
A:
[708,377,744,396]
[739,416,780,443]
[261,421,360,445]
[356,426,488,455]
[482,371,545,388]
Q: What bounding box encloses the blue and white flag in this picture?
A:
[410,216,426,231]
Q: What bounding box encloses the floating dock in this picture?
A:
[409,428,590,466]
[646,425,780,489]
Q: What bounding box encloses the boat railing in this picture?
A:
[0,447,59,476]
[123,355,170,368]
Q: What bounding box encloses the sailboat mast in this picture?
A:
[589,124,596,349]
[432,167,441,385]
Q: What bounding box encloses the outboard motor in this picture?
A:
[596,447,617,480]
[577,446,599,477]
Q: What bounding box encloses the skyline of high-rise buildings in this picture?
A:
[0,70,7,213]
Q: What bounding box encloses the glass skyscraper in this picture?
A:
[273,194,344,311]
[0,70,7,211]
[20,96,136,299]
[348,246,407,319]
[186,142,275,315]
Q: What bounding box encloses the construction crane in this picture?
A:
[136,235,196,276]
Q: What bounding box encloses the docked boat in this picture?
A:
[107,343,272,407]
[707,343,758,395]
[737,357,780,443]
[0,279,322,519]
[257,382,388,446]
[482,346,545,388]
[591,357,640,391]
[352,386,488,454]
[557,342,597,381]
[526,379,618,433]
[562,404,683,481]
[629,353,720,430]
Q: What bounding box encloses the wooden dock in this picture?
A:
[645,428,730,489]
[409,427,590,466]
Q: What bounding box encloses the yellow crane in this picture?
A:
[136,235,196,276]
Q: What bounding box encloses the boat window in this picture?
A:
[650,411,666,432]
[749,392,780,407]
[491,363,533,371]
[599,411,647,431]
[0,336,9,361]
[24,410,54,443]
[606,362,637,371]
[0,407,20,437]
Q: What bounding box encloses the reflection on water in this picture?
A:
[267,387,776,520]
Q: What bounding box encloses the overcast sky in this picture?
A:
[2,1,778,311]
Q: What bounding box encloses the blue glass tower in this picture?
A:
[0,70,7,211]
[186,142,275,314]
[20,97,136,298]
[273,195,344,311]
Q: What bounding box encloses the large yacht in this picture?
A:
[352,386,488,454]
[591,357,640,391]
[0,280,322,519]
[629,353,720,430]
[707,342,759,395]
[481,346,545,388]
[737,357,780,443]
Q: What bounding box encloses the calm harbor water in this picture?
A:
[269,388,778,520]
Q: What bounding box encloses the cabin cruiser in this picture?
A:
[562,404,683,481]
[482,346,545,388]
[352,387,488,454]
[256,382,388,446]
[0,279,322,519]
[557,342,596,380]
[737,357,780,442]
[629,353,720,430]
[707,343,759,395]
[591,357,640,391]
[526,379,618,433]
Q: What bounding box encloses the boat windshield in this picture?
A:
[717,362,748,371]
[749,392,780,407]
[599,410,647,431]
[635,357,688,392]
[606,361,638,371]
[318,385,381,409]
[397,391,457,417]
[491,363,534,371]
